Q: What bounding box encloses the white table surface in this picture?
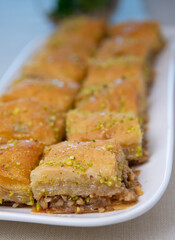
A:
[0,0,175,239]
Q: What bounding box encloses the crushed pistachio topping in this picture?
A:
[38,189,46,197]
[72,196,78,201]
[87,162,93,167]
[128,116,134,120]
[136,145,142,157]
[21,196,24,202]
[9,191,14,197]
[27,196,34,206]
[0,147,4,151]
[76,182,81,185]
[36,202,40,211]
[107,145,113,150]
[44,147,51,153]
[99,177,113,186]
[45,155,93,173]
[16,162,21,166]
[39,160,44,165]
[66,160,73,166]
[2,163,9,169]
[49,114,57,127]
[13,140,18,145]
[12,108,20,115]
[127,127,136,133]
[91,139,96,142]
[76,207,81,213]
[97,121,104,130]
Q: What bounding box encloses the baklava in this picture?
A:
[97,37,152,61]
[22,54,85,84]
[0,140,44,206]
[83,57,150,88]
[1,79,79,112]
[57,15,107,43]
[67,110,144,162]
[76,78,141,116]
[0,99,65,145]
[108,21,164,53]
[31,140,142,213]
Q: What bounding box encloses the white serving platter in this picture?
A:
[0,26,174,227]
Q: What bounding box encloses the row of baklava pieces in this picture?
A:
[0,19,164,213]
[0,16,107,207]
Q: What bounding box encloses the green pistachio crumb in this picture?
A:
[76,207,81,213]
[87,162,93,167]
[36,202,40,211]
[9,191,14,197]
[72,196,78,201]
[12,108,20,115]
[107,145,113,150]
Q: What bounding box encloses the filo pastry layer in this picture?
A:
[66,111,145,162]
[0,99,65,145]
[0,140,44,206]
[31,140,142,213]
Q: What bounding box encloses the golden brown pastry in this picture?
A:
[46,16,107,63]
[97,37,152,60]
[46,35,97,62]
[22,54,85,84]
[0,140,44,206]
[75,78,141,116]
[57,15,107,43]
[31,139,142,213]
[108,21,164,53]
[83,57,150,88]
[66,111,144,162]
[1,79,79,112]
[0,99,65,145]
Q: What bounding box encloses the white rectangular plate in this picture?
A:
[0,26,174,227]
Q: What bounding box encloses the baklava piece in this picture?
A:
[97,37,152,61]
[46,35,97,63]
[108,21,164,53]
[76,79,141,116]
[1,79,79,112]
[46,16,107,62]
[83,57,150,89]
[0,140,44,206]
[0,99,65,145]
[57,15,107,43]
[67,111,144,162]
[22,54,85,84]
[31,140,142,213]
